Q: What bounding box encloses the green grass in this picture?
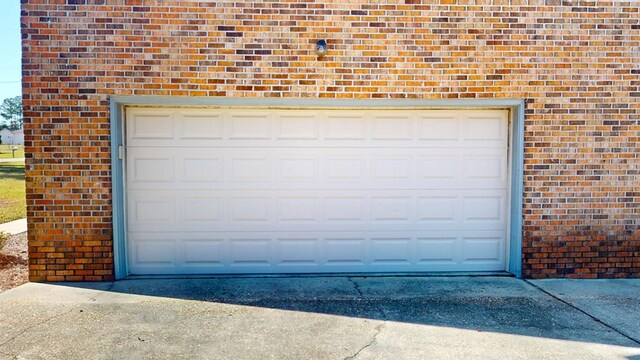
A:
[0,145,25,159]
[0,161,26,224]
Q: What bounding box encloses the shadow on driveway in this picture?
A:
[56,275,639,348]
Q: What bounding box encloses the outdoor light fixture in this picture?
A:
[316,40,327,57]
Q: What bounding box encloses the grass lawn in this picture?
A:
[0,161,26,224]
[0,145,25,159]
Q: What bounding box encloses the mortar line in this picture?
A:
[523,279,640,346]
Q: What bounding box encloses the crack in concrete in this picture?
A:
[348,277,364,298]
[0,282,116,351]
[343,323,384,360]
[0,306,77,350]
[524,279,640,346]
[347,277,390,320]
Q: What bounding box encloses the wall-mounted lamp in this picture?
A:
[315,40,327,57]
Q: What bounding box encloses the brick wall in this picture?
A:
[21,0,639,281]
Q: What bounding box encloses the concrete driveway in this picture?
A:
[0,276,638,360]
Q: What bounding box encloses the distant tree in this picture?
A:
[0,96,23,130]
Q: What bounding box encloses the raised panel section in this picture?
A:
[129,112,174,140]
[463,237,502,262]
[231,158,269,181]
[135,240,175,265]
[183,240,225,265]
[326,158,364,180]
[180,113,223,139]
[324,197,366,222]
[279,158,317,180]
[463,196,503,222]
[229,239,271,265]
[276,114,319,140]
[229,112,271,139]
[183,199,222,222]
[372,158,410,180]
[324,115,366,140]
[370,238,411,264]
[418,197,457,222]
[277,197,317,222]
[417,238,457,263]
[277,239,319,265]
[231,198,270,222]
[183,158,222,181]
[418,156,456,179]
[134,200,173,223]
[418,116,459,140]
[464,156,503,180]
[464,115,505,141]
[132,157,173,182]
[371,115,412,140]
[325,238,366,264]
[371,197,410,221]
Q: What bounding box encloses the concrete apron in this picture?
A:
[0,277,638,360]
[0,218,27,235]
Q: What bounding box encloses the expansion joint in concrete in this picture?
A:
[524,279,640,346]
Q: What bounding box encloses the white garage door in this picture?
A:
[125,108,509,275]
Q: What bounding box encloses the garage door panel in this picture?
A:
[417,115,460,141]
[416,237,458,264]
[179,113,224,140]
[371,116,413,140]
[277,197,319,222]
[370,238,413,265]
[126,108,509,275]
[462,236,504,263]
[130,198,175,223]
[127,111,174,140]
[325,113,367,140]
[276,112,321,140]
[183,158,223,182]
[229,238,272,266]
[127,189,507,233]
[126,230,506,274]
[128,156,174,183]
[128,223,507,233]
[126,109,507,149]
[463,115,506,141]
[128,234,177,273]
[182,239,226,266]
[463,195,506,223]
[125,147,507,190]
[276,238,322,265]
[228,111,272,140]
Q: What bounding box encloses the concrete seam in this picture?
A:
[343,323,384,360]
[523,279,640,346]
[0,306,79,350]
[347,277,364,298]
[347,277,389,327]
[0,283,117,350]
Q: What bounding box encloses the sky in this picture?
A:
[0,0,21,101]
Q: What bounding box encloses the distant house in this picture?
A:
[11,129,24,145]
[0,128,23,145]
[0,128,14,145]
